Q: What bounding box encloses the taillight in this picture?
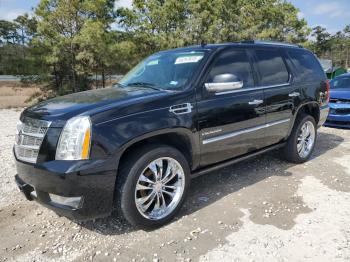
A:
[325,80,330,103]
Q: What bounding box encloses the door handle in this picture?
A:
[289,92,300,97]
[248,99,263,105]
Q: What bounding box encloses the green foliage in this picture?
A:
[2,0,348,99]
[311,26,331,56]
[33,0,116,94]
[0,20,19,43]
[117,0,309,53]
[309,25,350,68]
[0,15,42,75]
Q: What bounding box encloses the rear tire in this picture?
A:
[284,114,317,163]
[115,144,190,229]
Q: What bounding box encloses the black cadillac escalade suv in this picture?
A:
[14,41,329,228]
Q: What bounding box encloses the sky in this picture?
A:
[0,0,349,35]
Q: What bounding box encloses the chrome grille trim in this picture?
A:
[330,98,350,104]
[21,135,42,147]
[21,130,47,138]
[14,118,51,163]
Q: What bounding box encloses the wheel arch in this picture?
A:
[115,128,199,174]
[287,101,320,137]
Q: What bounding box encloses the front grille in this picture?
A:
[14,118,51,163]
[22,125,48,135]
[326,120,350,126]
[21,135,42,147]
[334,108,350,115]
[330,98,350,104]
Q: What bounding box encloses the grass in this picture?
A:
[0,78,121,109]
[0,82,39,109]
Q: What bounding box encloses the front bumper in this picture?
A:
[324,104,350,129]
[15,157,117,220]
[324,116,350,128]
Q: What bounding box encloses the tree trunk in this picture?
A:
[71,43,77,93]
[102,67,105,89]
[95,72,98,88]
[72,69,76,93]
[53,64,60,93]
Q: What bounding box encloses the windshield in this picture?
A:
[119,50,207,90]
[330,77,350,89]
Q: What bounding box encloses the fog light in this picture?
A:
[30,190,37,199]
[49,194,83,209]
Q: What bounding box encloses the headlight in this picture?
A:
[15,120,23,144]
[55,116,91,160]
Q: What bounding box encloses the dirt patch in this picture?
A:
[0,83,39,109]
[200,176,350,261]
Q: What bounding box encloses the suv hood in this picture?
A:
[330,89,350,100]
[22,86,165,122]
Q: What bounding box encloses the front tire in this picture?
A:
[115,145,190,228]
[284,114,317,163]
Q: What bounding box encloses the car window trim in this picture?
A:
[200,47,258,98]
[285,49,325,80]
[252,48,292,87]
[215,82,291,95]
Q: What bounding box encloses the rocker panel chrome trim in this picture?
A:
[202,118,290,145]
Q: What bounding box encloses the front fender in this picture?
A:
[119,127,199,166]
[90,107,200,170]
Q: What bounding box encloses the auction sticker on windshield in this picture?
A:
[175,54,204,64]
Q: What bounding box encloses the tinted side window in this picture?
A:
[287,50,325,79]
[254,49,289,86]
[207,50,254,88]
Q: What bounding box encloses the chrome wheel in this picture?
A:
[135,157,185,220]
[297,120,315,158]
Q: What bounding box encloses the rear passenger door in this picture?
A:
[253,48,298,146]
[197,48,266,166]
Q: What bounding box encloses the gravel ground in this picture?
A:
[1,108,350,262]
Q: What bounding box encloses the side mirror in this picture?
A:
[205,73,243,93]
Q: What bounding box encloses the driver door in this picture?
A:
[196,48,266,166]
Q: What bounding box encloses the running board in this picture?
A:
[191,142,286,178]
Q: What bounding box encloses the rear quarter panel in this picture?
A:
[284,49,329,130]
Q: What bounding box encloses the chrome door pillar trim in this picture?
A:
[202,118,290,145]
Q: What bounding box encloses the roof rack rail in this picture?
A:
[240,40,303,48]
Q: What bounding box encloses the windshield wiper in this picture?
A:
[126,82,163,91]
